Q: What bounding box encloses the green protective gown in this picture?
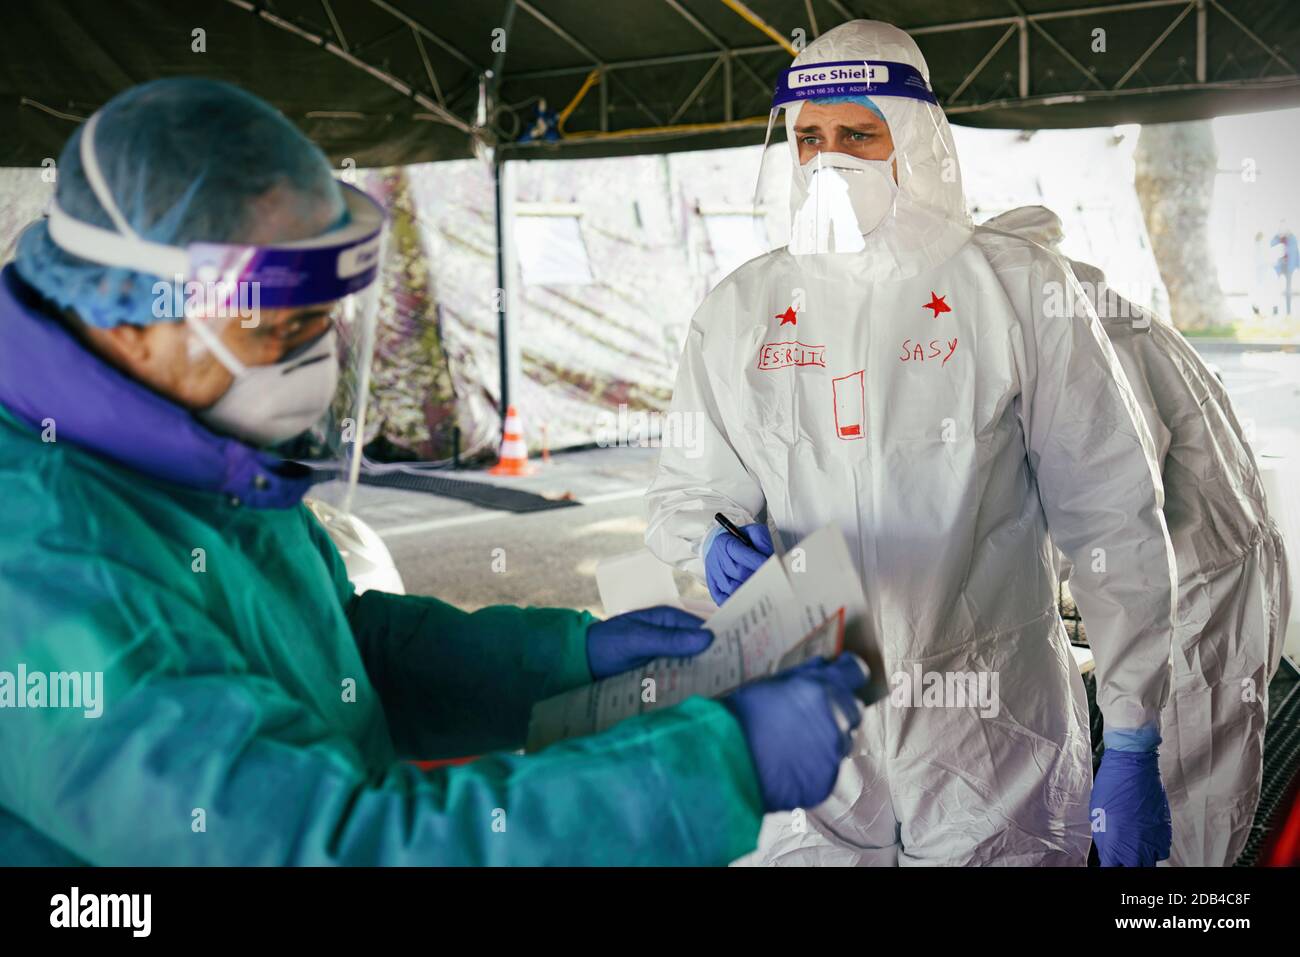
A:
[0,405,763,865]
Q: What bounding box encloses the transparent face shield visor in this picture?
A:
[753,58,944,256]
[172,194,386,517]
[45,112,388,513]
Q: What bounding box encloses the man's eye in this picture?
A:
[800,135,820,145]
[849,131,871,141]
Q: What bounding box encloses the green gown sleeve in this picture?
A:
[22,674,763,865]
[2,551,763,865]
[303,513,596,759]
[349,592,595,758]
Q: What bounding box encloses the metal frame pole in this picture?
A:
[494,159,522,424]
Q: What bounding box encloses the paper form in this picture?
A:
[526,525,864,752]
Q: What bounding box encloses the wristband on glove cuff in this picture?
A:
[1102,725,1161,753]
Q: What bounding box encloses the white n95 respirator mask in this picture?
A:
[190,323,340,447]
[790,151,898,254]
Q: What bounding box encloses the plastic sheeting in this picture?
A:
[356,148,790,462]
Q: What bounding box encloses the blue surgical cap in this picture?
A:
[810,94,887,123]
[15,77,347,328]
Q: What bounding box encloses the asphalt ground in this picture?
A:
[343,444,711,614]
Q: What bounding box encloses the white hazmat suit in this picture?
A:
[988,205,1291,866]
[646,20,1179,865]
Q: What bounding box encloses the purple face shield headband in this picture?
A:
[44,111,385,315]
[771,59,938,110]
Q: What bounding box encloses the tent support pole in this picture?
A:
[494,159,521,424]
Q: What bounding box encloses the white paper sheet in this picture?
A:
[526,525,865,751]
[595,549,684,617]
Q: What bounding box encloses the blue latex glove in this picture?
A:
[586,605,714,680]
[1090,742,1172,867]
[724,655,868,812]
[704,523,774,605]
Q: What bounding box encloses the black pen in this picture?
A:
[714,513,753,548]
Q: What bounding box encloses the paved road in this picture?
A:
[346,345,1300,615]
[1198,346,1300,459]
[345,445,710,614]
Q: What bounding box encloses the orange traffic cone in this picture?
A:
[489,405,537,477]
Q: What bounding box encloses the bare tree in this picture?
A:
[1133,121,1229,332]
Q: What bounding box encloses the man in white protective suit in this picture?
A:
[645,19,1181,866]
[986,205,1292,867]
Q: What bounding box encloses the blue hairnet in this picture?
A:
[15,77,346,329]
[810,94,887,123]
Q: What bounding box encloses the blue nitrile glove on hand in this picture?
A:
[724,655,869,813]
[586,605,714,680]
[1090,728,1172,867]
[704,523,774,605]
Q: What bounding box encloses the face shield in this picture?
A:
[44,111,387,513]
[754,53,972,275]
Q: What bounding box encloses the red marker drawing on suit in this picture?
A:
[776,306,798,326]
[900,337,958,366]
[831,370,865,440]
[756,341,826,370]
[923,292,951,318]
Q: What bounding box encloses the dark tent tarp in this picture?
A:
[4,0,1299,166]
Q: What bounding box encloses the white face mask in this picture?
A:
[192,325,340,447]
[791,151,898,254]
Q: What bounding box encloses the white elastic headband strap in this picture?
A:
[46,203,190,278]
[49,112,384,281]
[79,112,136,239]
[47,183,383,281]
[183,312,250,378]
[45,219,247,375]
[47,111,191,279]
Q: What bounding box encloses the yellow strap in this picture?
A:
[558,69,602,131]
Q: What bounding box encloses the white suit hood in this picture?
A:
[781,20,972,280]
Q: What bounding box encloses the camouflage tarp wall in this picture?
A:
[356,167,461,461]
[372,146,787,464]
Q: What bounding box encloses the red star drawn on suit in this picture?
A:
[923,292,951,318]
[776,306,798,326]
